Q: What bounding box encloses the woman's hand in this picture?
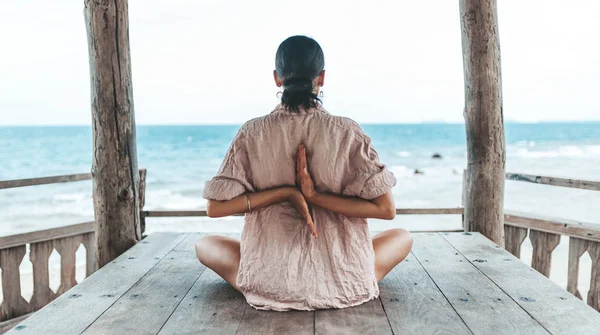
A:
[286,188,318,238]
[296,144,317,202]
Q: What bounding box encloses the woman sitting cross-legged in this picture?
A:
[196,35,413,311]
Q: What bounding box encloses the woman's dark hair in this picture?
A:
[275,36,325,112]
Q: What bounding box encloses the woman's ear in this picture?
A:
[273,70,283,87]
[318,70,325,87]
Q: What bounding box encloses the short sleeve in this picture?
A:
[342,135,396,200]
[203,132,254,201]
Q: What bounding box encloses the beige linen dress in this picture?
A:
[203,104,396,311]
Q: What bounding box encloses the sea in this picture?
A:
[1,122,600,236]
[1,122,600,298]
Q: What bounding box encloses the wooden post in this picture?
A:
[84,0,141,267]
[139,169,147,235]
[459,0,506,246]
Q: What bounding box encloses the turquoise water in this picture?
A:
[1,123,599,235]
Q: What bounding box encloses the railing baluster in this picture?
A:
[83,232,97,277]
[55,236,80,295]
[504,226,528,258]
[29,241,55,310]
[587,240,600,311]
[567,237,587,300]
[530,230,561,277]
[0,246,30,321]
[139,169,147,235]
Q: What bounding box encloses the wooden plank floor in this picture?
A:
[9,232,600,335]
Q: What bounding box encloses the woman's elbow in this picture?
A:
[379,206,396,220]
[383,208,396,220]
[206,201,221,218]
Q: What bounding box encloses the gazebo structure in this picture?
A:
[1,0,600,333]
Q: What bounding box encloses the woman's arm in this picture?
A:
[306,192,396,220]
[296,144,396,220]
[206,186,318,238]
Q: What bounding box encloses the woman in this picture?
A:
[196,35,413,311]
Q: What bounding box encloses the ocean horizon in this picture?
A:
[1,122,599,237]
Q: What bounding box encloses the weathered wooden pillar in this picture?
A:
[459,0,506,245]
[84,0,141,267]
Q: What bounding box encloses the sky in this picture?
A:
[0,0,598,125]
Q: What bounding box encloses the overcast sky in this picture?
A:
[0,1,598,125]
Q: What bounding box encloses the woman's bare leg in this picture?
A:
[373,228,413,282]
[195,235,241,292]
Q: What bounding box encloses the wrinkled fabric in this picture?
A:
[203,104,396,311]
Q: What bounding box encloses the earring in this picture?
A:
[319,90,324,98]
[276,91,283,98]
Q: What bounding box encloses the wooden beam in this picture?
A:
[460,0,506,246]
[506,172,600,191]
[0,173,91,190]
[142,208,464,218]
[504,211,600,243]
[0,222,94,250]
[84,0,141,267]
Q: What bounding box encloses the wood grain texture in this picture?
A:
[529,230,561,277]
[83,251,204,334]
[29,241,56,311]
[412,234,547,334]
[379,253,471,334]
[567,237,587,299]
[443,232,600,332]
[84,0,141,267]
[158,269,246,335]
[504,226,528,258]
[315,299,390,335]
[7,233,186,335]
[505,172,600,191]
[462,169,467,228]
[587,240,600,311]
[173,232,207,252]
[139,169,147,234]
[0,222,94,250]
[0,246,30,321]
[395,208,464,215]
[0,313,31,334]
[55,235,80,295]
[82,232,97,277]
[240,308,314,335]
[460,0,506,246]
[0,173,91,190]
[505,211,600,243]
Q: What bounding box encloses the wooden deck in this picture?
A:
[8,232,600,335]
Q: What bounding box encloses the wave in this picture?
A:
[389,165,414,177]
[54,193,90,202]
[148,193,207,210]
[513,145,600,158]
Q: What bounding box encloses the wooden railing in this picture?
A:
[0,170,146,329]
[502,172,600,311]
[1,169,599,329]
[0,225,96,322]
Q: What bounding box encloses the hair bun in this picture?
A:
[283,77,312,92]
